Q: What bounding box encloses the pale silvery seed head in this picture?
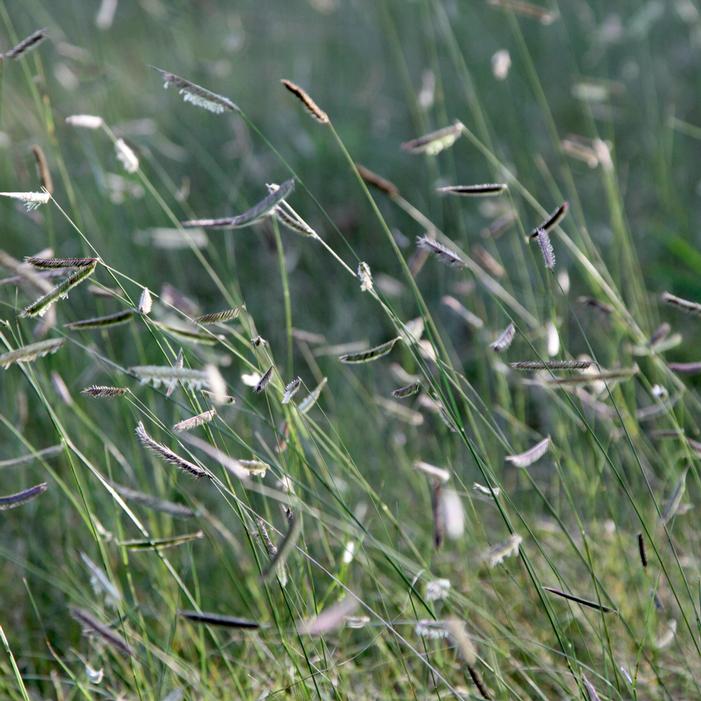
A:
[546,321,560,357]
[66,114,105,129]
[655,619,677,649]
[345,616,370,629]
[204,364,227,405]
[181,90,226,114]
[95,0,117,30]
[485,533,523,567]
[491,49,511,80]
[415,620,449,639]
[425,578,451,602]
[85,663,104,684]
[0,191,50,211]
[593,138,613,172]
[138,288,152,315]
[652,384,668,399]
[557,270,570,294]
[414,460,451,483]
[473,482,500,497]
[277,475,295,494]
[115,138,139,173]
[441,488,464,540]
[341,540,356,564]
[535,228,556,270]
[241,372,261,387]
[358,261,373,292]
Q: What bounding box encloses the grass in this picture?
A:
[1,0,701,698]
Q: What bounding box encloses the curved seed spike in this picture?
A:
[130,364,208,390]
[282,377,302,404]
[26,256,98,269]
[491,323,515,352]
[661,467,689,525]
[152,66,239,114]
[65,309,134,330]
[3,29,47,60]
[181,179,295,230]
[135,421,207,478]
[20,261,97,318]
[392,381,421,399]
[70,607,133,656]
[31,145,53,194]
[356,164,399,196]
[530,201,569,236]
[0,338,64,369]
[298,377,327,413]
[416,235,465,268]
[82,385,128,398]
[662,291,701,316]
[436,183,507,196]
[506,437,550,468]
[0,482,48,510]
[509,360,592,370]
[178,610,260,628]
[195,306,243,324]
[543,586,617,613]
[280,79,329,124]
[261,515,303,582]
[535,228,556,270]
[119,531,203,550]
[401,122,463,156]
[254,366,274,393]
[173,409,216,432]
[339,337,400,364]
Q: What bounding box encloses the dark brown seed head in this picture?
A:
[356,164,399,196]
[281,79,329,124]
